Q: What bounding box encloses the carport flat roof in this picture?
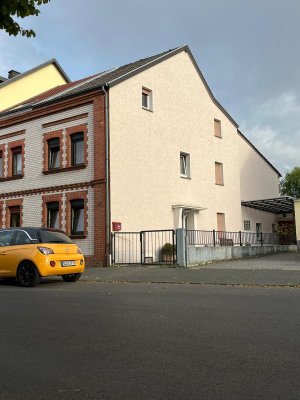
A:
[241,196,294,214]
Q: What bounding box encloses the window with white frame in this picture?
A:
[180,152,190,178]
[142,87,152,110]
[244,220,251,230]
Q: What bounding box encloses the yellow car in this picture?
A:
[0,227,85,287]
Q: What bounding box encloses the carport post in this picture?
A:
[294,199,300,250]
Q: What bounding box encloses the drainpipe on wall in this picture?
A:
[102,83,111,266]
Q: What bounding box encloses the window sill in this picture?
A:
[180,175,191,180]
[142,107,153,113]
[43,164,87,175]
[214,134,222,139]
[215,183,224,186]
[0,174,23,182]
[69,234,86,239]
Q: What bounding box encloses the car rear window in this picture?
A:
[38,230,73,244]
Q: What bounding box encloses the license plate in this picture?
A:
[61,260,76,267]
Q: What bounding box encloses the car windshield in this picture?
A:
[38,230,73,244]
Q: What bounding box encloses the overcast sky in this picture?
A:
[0,0,299,175]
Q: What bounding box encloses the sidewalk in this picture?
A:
[82,252,300,287]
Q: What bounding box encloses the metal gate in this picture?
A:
[112,229,176,265]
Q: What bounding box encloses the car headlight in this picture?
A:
[38,246,54,255]
[77,247,82,254]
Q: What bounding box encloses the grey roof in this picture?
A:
[241,196,294,214]
[4,45,238,127]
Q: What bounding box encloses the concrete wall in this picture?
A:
[187,244,297,266]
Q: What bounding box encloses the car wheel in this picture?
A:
[62,273,81,282]
[17,261,40,287]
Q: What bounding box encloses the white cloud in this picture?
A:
[258,91,300,118]
[246,124,299,175]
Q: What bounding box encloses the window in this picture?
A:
[214,119,222,138]
[71,133,84,166]
[9,206,20,227]
[47,202,59,229]
[71,199,84,235]
[217,213,225,232]
[0,230,14,247]
[48,138,60,169]
[256,223,262,238]
[142,87,152,110]
[12,147,22,176]
[0,151,2,178]
[244,220,251,231]
[215,162,224,185]
[13,230,31,245]
[180,152,191,178]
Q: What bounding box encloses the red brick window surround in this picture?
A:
[6,199,23,228]
[43,130,63,173]
[7,139,25,179]
[0,144,5,178]
[66,124,88,169]
[42,194,63,230]
[0,201,3,228]
[65,191,88,238]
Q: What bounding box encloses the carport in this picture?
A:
[241,196,294,214]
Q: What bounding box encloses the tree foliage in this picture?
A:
[280,167,300,198]
[0,0,50,38]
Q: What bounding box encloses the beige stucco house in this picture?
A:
[0,45,291,265]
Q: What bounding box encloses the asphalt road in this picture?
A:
[1,280,300,400]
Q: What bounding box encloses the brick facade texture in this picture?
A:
[0,94,107,265]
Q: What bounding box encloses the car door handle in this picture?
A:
[0,253,6,255]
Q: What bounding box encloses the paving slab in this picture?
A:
[82,252,300,287]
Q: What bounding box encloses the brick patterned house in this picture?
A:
[0,45,285,265]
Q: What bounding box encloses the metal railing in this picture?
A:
[186,230,294,246]
[112,229,176,265]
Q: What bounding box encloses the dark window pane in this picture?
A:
[71,200,84,235]
[14,230,31,245]
[71,133,84,166]
[12,149,22,176]
[10,207,20,227]
[0,230,14,247]
[142,93,148,108]
[48,139,60,169]
[47,202,59,229]
[38,229,73,244]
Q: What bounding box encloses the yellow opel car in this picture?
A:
[0,227,85,287]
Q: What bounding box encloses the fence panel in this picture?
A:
[112,230,176,265]
[141,230,176,264]
[112,232,141,264]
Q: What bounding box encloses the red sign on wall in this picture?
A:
[112,222,122,231]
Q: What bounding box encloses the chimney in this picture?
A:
[8,70,21,79]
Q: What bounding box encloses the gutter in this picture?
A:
[101,83,111,266]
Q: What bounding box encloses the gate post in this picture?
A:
[176,228,187,267]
